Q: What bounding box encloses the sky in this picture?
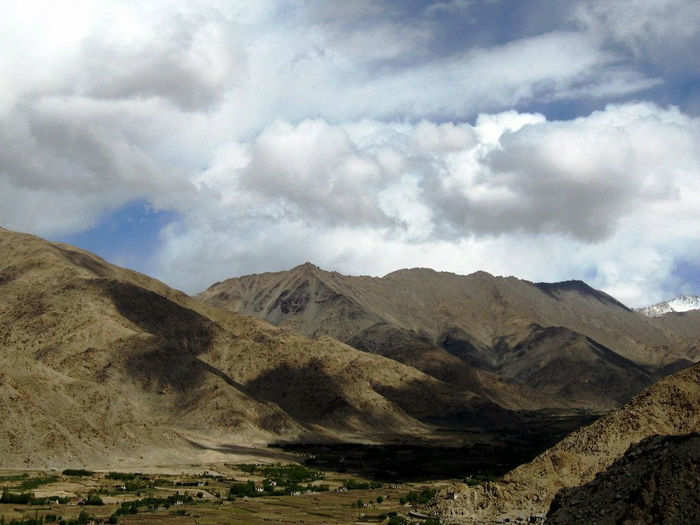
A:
[1,0,699,307]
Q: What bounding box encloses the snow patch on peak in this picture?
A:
[636,295,700,317]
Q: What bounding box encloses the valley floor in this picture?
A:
[0,462,449,525]
[0,410,601,524]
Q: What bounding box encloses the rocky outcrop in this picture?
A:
[547,433,700,524]
[434,363,700,523]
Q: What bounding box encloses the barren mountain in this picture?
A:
[546,433,700,525]
[434,362,700,523]
[200,264,699,410]
[0,228,503,469]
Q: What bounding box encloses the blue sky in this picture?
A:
[56,201,177,278]
[1,0,699,306]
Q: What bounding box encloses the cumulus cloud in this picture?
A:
[74,9,244,111]
[153,103,700,306]
[191,103,697,242]
[1,0,699,306]
[0,92,205,235]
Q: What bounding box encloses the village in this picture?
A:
[0,464,447,524]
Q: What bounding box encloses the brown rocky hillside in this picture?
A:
[545,433,700,525]
[434,362,700,523]
[199,264,699,410]
[0,228,501,469]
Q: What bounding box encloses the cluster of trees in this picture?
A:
[83,494,103,506]
[344,479,382,490]
[236,464,325,485]
[0,490,69,506]
[352,494,385,508]
[0,490,104,507]
[61,470,93,477]
[103,472,152,492]
[226,464,329,500]
[16,477,58,491]
[112,494,194,517]
[399,488,437,505]
[104,472,140,481]
[0,511,99,525]
[260,464,324,485]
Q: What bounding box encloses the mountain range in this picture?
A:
[0,228,503,468]
[199,263,700,411]
[1,226,699,482]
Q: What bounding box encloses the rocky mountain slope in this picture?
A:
[637,294,700,317]
[0,228,505,469]
[434,362,700,523]
[199,264,699,410]
[545,433,700,525]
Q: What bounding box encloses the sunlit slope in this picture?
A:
[0,228,493,468]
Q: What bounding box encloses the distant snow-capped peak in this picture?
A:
[637,295,700,317]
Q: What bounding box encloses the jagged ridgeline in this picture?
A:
[200,263,699,411]
[0,228,509,468]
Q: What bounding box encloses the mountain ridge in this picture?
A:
[200,263,699,411]
[637,294,700,317]
[0,228,518,468]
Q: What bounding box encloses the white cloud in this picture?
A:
[1,1,699,306]
[574,0,700,72]
[425,0,473,16]
[149,103,700,306]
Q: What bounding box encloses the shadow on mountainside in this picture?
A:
[94,279,228,395]
[546,433,700,525]
[55,246,112,277]
[534,280,632,311]
[245,358,364,426]
[348,324,485,390]
[371,377,520,429]
[96,279,217,354]
[182,437,302,462]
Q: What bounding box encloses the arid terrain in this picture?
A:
[434,362,700,523]
[1,226,699,524]
[545,433,700,524]
[1,228,522,469]
[200,263,699,411]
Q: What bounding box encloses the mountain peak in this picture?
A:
[637,295,700,317]
[293,261,321,271]
[290,262,326,278]
[534,280,631,311]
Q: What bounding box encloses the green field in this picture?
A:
[0,464,447,525]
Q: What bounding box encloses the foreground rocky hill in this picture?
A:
[200,264,699,410]
[434,362,700,523]
[546,433,700,525]
[0,228,504,468]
